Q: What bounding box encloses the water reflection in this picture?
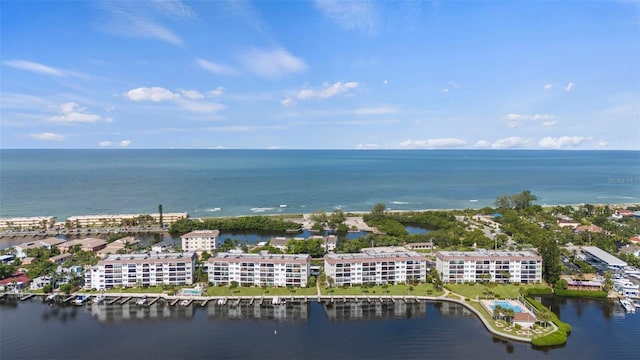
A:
[324,300,427,320]
[207,302,308,321]
[85,302,194,322]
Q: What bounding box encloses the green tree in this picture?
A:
[602,270,614,292]
[60,283,72,295]
[538,237,562,284]
[370,203,387,222]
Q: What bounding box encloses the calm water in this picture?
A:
[0,297,638,359]
[1,150,638,219]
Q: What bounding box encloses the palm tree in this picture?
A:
[493,305,502,320]
[537,310,552,328]
[158,204,163,227]
[504,308,515,325]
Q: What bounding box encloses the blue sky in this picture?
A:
[1,0,638,149]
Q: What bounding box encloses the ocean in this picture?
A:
[1,297,638,359]
[1,149,638,220]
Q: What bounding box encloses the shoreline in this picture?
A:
[3,291,539,344]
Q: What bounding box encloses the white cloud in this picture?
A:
[439,88,449,93]
[178,100,225,113]
[208,87,226,96]
[594,140,608,148]
[240,48,307,78]
[297,81,358,100]
[538,136,587,149]
[119,140,132,147]
[544,83,553,90]
[315,0,378,34]
[565,82,575,92]
[30,132,65,141]
[542,120,558,127]
[180,89,204,100]
[280,97,296,107]
[196,58,239,76]
[155,0,197,20]
[474,140,491,148]
[398,138,467,149]
[491,136,533,149]
[354,106,398,115]
[125,87,181,102]
[3,60,65,77]
[99,141,112,147]
[49,102,102,123]
[503,113,555,128]
[125,86,225,113]
[382,80,389,85]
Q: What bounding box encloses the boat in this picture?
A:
[136,297,147,306]
[180,299,190,306]
[619,298,635,313]
[45,294,58,302]
[74,295,86,306]
[93,294,106,304]
[271,296,286,306]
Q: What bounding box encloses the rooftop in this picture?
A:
[209,252,310,263]
[581,246,627,267]
[181,230,220,238]
[437,249,540,259]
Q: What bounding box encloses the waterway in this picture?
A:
[0,297,637,359]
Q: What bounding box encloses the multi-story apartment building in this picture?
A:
[324,247,428,286]
[68,212,188,228]
[207,252,311,287]
[84,252,196,290]
[0,216,57,230]
[181,230,220,252]
[435,250,542,284]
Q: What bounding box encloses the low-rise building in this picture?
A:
[14,242,42,258]
[208,252,311,287]
[557,219,580,229]
[322,235,338,252]
[67,212,187,228]
[58,238,107,253]
[151,238,176,253]
[49,253,73,265]
[435,250,542,284]
[324,247,428,286]
[405,242,434,251]
[22,257,37,265]
[30,275,52,290]
[84,252,196,290]
[97,237,140,257]
[181,230,219,252]
[575,225,603,233]
[0,216,56,230]
[0,272,30,291]
[39,237,67,249]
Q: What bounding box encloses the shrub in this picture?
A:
[532,330,567,347]
[554,289,607,298]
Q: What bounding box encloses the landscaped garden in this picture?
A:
[320,283,443,297]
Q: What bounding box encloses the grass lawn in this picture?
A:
[445,283,549,300]
[205,286,317,297]
[321,283,443,297]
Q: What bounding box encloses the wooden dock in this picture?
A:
[148,297,161,306]
[0,292,8,299]
[120,296,132,304]
[170,299,180,306]
[63,295,75,303]
[107,296,121,305]
[19,293,35,301]
[200,300,208,307]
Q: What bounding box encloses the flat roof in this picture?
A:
[581,246,627,267]
[181,230,220,238]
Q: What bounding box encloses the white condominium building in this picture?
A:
[324,247,428,286]
[181,230,220,252]
[84,252,196,290]
[0,216,57,230]
[208,252,311,287]
[68,212,188,227]
[436,250,542,284]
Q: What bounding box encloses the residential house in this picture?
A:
[0,272,30,291]
[58,238,107,253]
[49,253,73,265]
[97,237,140,257]
[575,225,603,234]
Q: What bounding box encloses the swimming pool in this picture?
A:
[182,289,201,295]
[490,301,522,313]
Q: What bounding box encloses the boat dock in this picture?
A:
[200,300,208,307]
[63,295,75,303]
[19,293,35,301]
[120,297,132,304]
[148,297,161,306]
[170,299,180,306]
[107,296,121,305]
